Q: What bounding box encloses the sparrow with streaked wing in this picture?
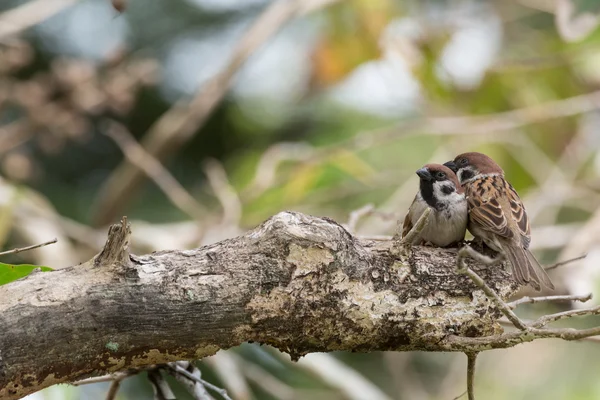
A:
[444,152,554,291]
[402,164,467,247]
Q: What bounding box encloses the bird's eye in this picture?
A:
[459,158,468,165]
[436,171,446,179]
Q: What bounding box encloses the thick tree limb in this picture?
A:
[0,210,533,399]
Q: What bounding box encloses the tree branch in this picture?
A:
[1,211,598,399]
[0,211,519,399]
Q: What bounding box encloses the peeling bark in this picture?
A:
[0,212,517,399]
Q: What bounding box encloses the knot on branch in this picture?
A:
[250,211,372,278]
[94,216,131,268]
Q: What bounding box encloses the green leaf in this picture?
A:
[0,263,53,286]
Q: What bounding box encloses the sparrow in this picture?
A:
[444,152,554,290]
[402,164,467,247]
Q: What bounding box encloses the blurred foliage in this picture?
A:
[1,0,600,399]
[0,262,52,285]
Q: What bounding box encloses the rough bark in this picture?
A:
[0,211,517,399]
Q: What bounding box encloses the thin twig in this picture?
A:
[148,369,176,400]
[544,254,587,271]
[203,159,242,227]
[105,380,122,400]
[530,305,600,328]
[168,361,214,400]
[452,390,467,400]
[0,238,57,257]
[104,121,206,221]
[508,293,592,309]
[171,365,233,400]
[242,142,314,199]
[466,352,478,400]
[206,352,252,400]
[446,323,600,351]
[398,207,431,244]
[345,204,375,233]
[498,319,600,344]
[73,371,134,386]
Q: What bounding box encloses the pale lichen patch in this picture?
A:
[287,243,334,278]
[195,345,219,359]
[130,349,187,367]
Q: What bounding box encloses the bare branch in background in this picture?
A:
[231,353,296,400]
[544,254,588,271]
[169,363,232,400]
[104,121,206,222]
[242,142,314,199]
[206,352,252,400]
[345,203,375,233]
[465,352,478,400]
[148,369,176,400]
[0,238,57,257]
[555,0,600,43]
[203,159,242,227]
[0,0,78,41]
[92,0,343,226]
[508,292,592,308]
[168,362,216,400]
[105,379,123,400]
[296,353,392,400]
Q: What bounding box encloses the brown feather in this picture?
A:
[401,209,413,238]
[503,244,535,289]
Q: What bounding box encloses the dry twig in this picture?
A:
[544,254,587,271]
[148,369,176,400]
[466,352,477,400]
[0,238,57,257]
[345,203,375,233]
[104,121,206,221]
[203,159,242,227]
[508,293,592,309]
[169,364,232,400]
[168,361,214,400]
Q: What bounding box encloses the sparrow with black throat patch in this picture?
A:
[444,152,554,291]
[402,164,467,247]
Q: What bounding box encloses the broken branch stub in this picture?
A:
[0,211,516,399]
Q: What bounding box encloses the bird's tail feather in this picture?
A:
[503,245,534,289]
[503,245,554,291]
[525,249,555,290]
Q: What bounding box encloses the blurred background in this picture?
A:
[1,0,600,398]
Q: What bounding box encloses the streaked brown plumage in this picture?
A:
[444,152,554,291]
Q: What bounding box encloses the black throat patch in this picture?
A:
[420,180,439,209]
[460,168,475,182]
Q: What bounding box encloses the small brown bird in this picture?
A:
[402,164,467,247]
[444,152,554,290]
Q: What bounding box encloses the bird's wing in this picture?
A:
[506,182,531,249]
[466,178,514,240]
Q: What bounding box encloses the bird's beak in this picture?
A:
[416,168,433,181]
[443,161,458,172]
